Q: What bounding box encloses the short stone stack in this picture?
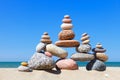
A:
[71,33,94,61]
[86,43,108,71]
[40,32,52,44]
[55,15,80,47]
[28,32,55,70]
[18,62,32,72]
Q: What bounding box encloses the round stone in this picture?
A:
[82,39,90,44]
[41,35,50,39]
[62,18,72,23]
[86,60,106,71]
[81,35,90,41]
[46,44,68,58]
[28,53,55,70]
[21,62,28,66]
[36,42,46,53]
[55,40,80,47]
[76,44,91,53]
[61,23,73,30]
[96,53,108,62]
[41,39,52,44]
[71,53,95,61]
[45,52,52,57]
[43,32,48,35]
[92,48,106,53]
[56,59,78,70]
[18,66,32,72]
[64,15,70,19]
[59,30,75,40]
[82,33,88,37]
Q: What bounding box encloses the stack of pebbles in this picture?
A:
[71,33,94,61]
[86,43,108,71]
[28,32,55,70]
[55,15,79,47]
[18,62,32,72]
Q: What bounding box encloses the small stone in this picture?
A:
[82,39,90,44]
[46,44,68,58]
[71,53,95,61]
[82,33,88,37]
[62,18,72,23]
[76,44,91,53]
[41,35,50,39]
[41,39,52,44]
[55,40,80,47]
[96,43,103,48]
[81,35,90,41]
[28,53,55,70]
[43,32,48,35]
[21,62,28,66]
[86,60,106,71]
[18,66,32,72]
[64,15,70,18]
[58,30,75,40]
[92,48,106,53]
[96,53,108,62]
[56,59,78,70]
[45,52,52,57]
[36,42,46,53]
[61,23,73,30]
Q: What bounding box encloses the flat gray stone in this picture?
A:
[36,42,46,53]
[71,53,94,61]
[18,66,32,72]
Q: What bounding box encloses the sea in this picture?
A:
[0,62,120,68]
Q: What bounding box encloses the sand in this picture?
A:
[0,67,120,80]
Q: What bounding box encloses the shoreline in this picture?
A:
[0,67,120,80]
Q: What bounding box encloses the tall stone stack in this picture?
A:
[86,43,108,71]
[71,33,94,61]
[55,15,80,47]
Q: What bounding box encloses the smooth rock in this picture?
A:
[76,44,91,53]
[18,66,32,72]
[41,39,52,44]
[81,35,90,41]
[45,52,52,57]
[92,48,106,53]
[46,44,68,58]
[82,33,88,37]
[71,53,94,61]
[36,42,46,53]
[62,18,72,23]
[59,30,75,40]
[96,53,108,62]
[82,39,90,44]
[21,62,28,66]
[64,15,70,18]
[41,35,50,39]
[86,60,106,71]
[55,40,80,47]
[96,43,103,48]
[61,23,73,30]
[56,59,78,70]
[28,53,55,70]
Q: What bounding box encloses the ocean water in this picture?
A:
[0,62,120,68]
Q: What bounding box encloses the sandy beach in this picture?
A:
[0,67,119,80]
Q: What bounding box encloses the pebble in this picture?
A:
[46,44,68,58]
[71,53,95,61]
[56,59,78,70]
[36,42,46,53]
[45,52,52,57]
[55,40,80,47]
[96,53,108,62]
[18,66,32,72]
[86,60,106,71]
[59,30,75,40]
[61,23,73,30]
[76,44,91,53]
[28,53,55,70]
[21,62,28,66]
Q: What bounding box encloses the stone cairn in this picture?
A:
[18,15,108,72]
[71,33,94,61]
[55,15,80,47]
[86,43,108,71]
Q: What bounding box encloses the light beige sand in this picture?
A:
[0,67,120,80]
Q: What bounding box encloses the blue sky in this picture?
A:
[0,0,120,62]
